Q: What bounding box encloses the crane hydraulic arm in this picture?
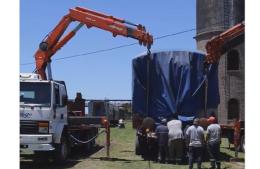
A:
[202,22,244,116]
[205,21,245,64]
[34,6,153,80]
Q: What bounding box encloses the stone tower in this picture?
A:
[195,0,245,124]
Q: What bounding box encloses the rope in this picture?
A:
[69,129,105,144]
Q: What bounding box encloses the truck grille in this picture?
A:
[20,120,38,134]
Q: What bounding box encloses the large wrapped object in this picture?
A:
[132,51,219,121]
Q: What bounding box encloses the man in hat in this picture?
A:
[155,118,169,163]
[206,116,221,169]
[74,92,86,116]
[185,118,205,169]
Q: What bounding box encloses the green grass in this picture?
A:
[20,121,244,169]
[84,121,244,169]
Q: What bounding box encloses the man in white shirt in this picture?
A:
[206,116,221,169]
[186,118,205,169]
[167,118,184,164]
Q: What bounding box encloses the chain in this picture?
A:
[69,129,105,144]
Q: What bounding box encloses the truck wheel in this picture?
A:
[240,135,245,152]
[33,152,49,163]
[54,136,70,163]
[84,135,91,154]
[87,135,91,151]
[90,132,96,148]
[135,136,141,155]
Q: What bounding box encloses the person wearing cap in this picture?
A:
[185,118,205,169]
[155,118,169,163]
[74,92,86,116]
[167,118,184,164]
[206,116,221,169]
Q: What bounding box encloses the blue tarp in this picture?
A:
[132,51,219,121]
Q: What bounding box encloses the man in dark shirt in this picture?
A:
[155,119,169,163]
[137,117,157,160]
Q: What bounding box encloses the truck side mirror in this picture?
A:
[62,95,68,106]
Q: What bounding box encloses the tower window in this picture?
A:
[227,50,239,70]
[228,98,239,120]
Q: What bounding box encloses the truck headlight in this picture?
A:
[38,122,49,134]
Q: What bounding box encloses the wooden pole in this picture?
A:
[105,121,110,157]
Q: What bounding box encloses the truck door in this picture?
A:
[53,83,67,124]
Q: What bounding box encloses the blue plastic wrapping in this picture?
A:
[132,51,219,121]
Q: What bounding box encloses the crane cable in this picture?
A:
[20,28,194,66]
[20,16,243,66]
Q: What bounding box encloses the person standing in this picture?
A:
[138,117,157,160]
[206,116,221,169]
[118,118,125,128]
[167,118,184,164]
[233,117,241,158]
[74,92,86,116]
[185,118,205,169]
[155,119,169,163]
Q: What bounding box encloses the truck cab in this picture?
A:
[20,73,68,156]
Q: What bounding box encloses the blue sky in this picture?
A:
[20,0,197,99]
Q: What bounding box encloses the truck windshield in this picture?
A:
[20,82,51,106]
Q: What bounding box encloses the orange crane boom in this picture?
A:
[203,21,244,116]
[204,22,245,152]
[205,21,245,64]
[35,6,153,80]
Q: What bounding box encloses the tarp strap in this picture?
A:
[192,64,213,97]
[146,49,152,117]
[204,64,209,117]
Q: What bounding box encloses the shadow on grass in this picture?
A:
[90,157,141,163]
[20,145,104,169]
[203,151,244,162]
[20,159,80,169]
[70,145,104,159]
[222,146,244,153]
[120,150,134,153]
[221,147,244,161]
[201,167,230,169]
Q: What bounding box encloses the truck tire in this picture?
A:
[240,135,245,153]
[85,135,91,152]
[83,134,93,154]
[33,152,49,163]
[90,133,95,149]
[135,136,141,155]
[54,136,70,163]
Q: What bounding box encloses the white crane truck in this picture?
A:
[20,6,153,162]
